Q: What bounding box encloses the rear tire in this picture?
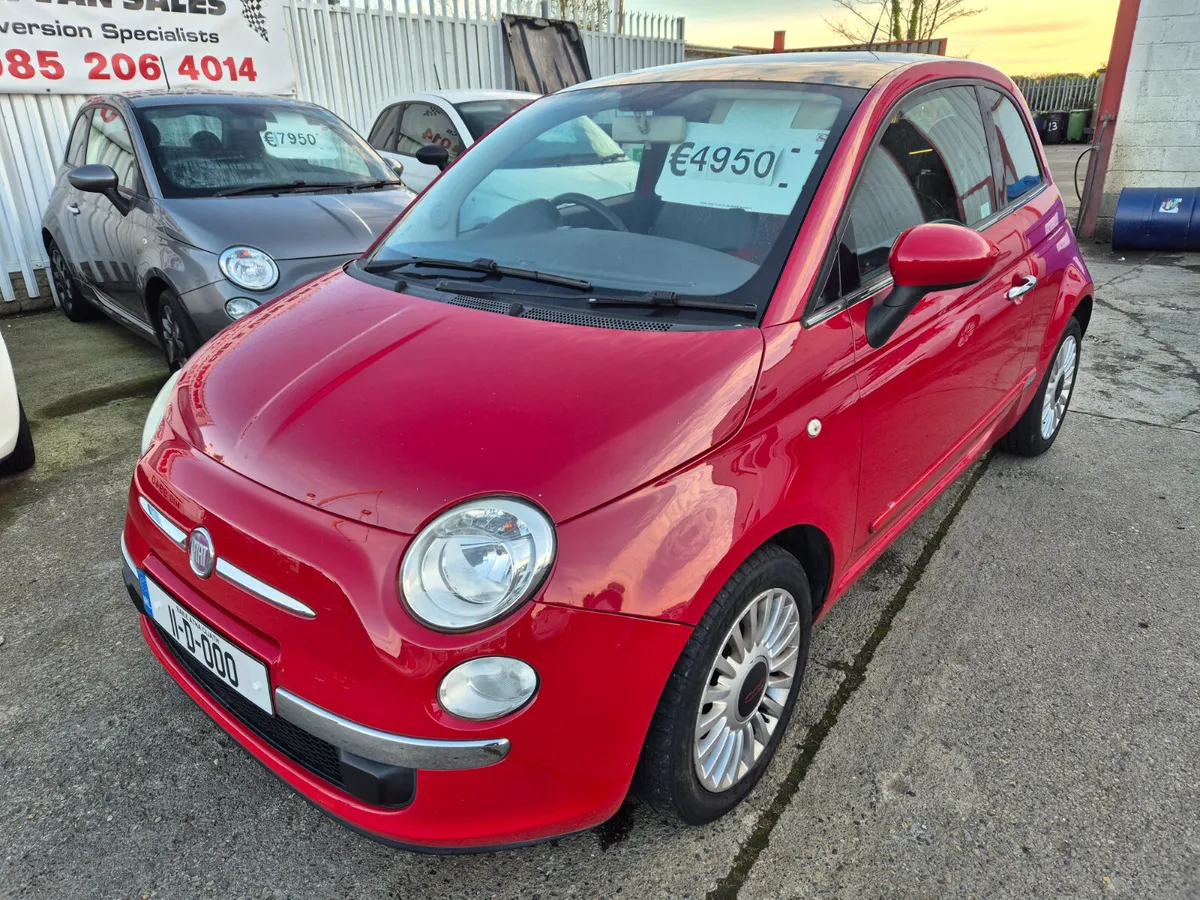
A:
[154,289,202,372]
[998,317,1082,457]
[48,238,98,323]
[634,544,812,825]
[0,401,35,475]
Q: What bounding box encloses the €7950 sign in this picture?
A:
[0,0,294,94]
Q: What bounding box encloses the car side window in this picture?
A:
[65,110,92,167]
[367,103,402,153]
[981,88,1043,205]
[392,102,464,161]
[86,106,140,194]
[820,86,995,304]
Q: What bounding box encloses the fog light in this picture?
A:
[225,297,260,320]
[438,657,538,721]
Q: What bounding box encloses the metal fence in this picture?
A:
[1012,74,1102,114]
[0,0,684,304]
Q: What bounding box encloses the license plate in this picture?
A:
[141,574,274,715]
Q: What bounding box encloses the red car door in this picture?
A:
[832,85,1035,554]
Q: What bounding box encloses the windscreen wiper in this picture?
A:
[364,257,592,291]
[214,181,321,197]
[589,291,758,318]
[345,179,400,192]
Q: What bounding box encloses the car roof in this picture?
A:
[389,88,539,105]
[572,51,984,91]
[95,90,329,110]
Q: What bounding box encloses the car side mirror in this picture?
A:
[415,144,450,170]
[866,223,998,349]
[68,164,130,215]
[389,158,404,178]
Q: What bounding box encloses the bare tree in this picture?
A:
[826,0,984,44]
[552,0,613,29]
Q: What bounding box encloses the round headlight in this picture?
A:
[219,246,278,291]
[225,297,260,320]
[438,657,538,720]
[400,497,556,632]
[141,370,182,455]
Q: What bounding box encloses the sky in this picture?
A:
[634,0,1120,75]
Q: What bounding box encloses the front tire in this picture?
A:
[48,238,98,323]
[998,317,1082,457]
[155,289,202,372]
[0,401,35,475]
[635,544,812,825]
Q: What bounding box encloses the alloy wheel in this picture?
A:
[693,587,801,793]
[50,245,73,312]
[160,304,189,369]
[1040,335,1078,440]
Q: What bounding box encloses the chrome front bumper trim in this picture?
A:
[215,558,315,619]
[138,497,187,548]
[274,688,510,771]
[120,533,137,573]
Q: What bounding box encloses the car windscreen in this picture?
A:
[135,102,395,199]
[452,98,529,140]
[364,80,863,319]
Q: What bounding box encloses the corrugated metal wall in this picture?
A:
[0,0,684,303]
[1012,74,1103,114]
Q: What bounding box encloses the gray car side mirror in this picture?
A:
[69,164,130,215]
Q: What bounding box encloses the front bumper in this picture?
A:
[123,440,691,850]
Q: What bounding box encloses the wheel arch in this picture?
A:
[1073,293,1093,336]
[143,273,174,326]
[764,524,834,615]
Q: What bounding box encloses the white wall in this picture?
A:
[1099,0,1200,236]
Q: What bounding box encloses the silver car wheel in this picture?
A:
[50,245,72,311]
[693,587,801,793]
[1040,334,1078,440]
[160,304,189,369]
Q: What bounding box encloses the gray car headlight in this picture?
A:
[219,246,279,291]
[400,497,556,632]
[140,370,182,455]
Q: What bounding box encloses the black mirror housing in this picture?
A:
[68,164,130,215]
[415,144,450,170]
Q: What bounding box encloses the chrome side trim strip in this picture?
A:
[138,497,187,548]
[274,688,510,771]
[120,533,137,573]
[215,558,316,619]
[91,287,156,336]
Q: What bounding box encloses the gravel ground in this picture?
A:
[0,242,1197,899]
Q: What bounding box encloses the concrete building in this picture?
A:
[1083,0,1200,239]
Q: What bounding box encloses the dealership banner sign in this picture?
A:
[0,0,294,94]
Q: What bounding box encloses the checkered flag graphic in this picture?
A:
[241,0,269,42]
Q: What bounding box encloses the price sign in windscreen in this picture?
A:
[655,98,841,216]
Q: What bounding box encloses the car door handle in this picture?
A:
[1006,275,1037,301]
[67,203,81,215]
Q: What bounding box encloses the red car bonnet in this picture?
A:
[171,270,766,533]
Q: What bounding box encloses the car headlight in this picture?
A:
[141,370,182,455]
[225,297,260,320]
[400,497,556,632]
[219,246,278,291]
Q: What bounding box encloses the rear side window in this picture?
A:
[368,104,402,152]
[981,88,1043,205]
[826,86,995,299]
[385,102,464,160]
[66,110,91,167]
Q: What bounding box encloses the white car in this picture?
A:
[366,89,640,228]
[0,328,34,476]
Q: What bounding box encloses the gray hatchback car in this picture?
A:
[42,92,416,369]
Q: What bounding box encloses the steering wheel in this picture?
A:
[551,192,628,232]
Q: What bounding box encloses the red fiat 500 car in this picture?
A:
[121,53,1093,850]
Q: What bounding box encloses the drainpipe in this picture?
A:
[1077,0,1142,239]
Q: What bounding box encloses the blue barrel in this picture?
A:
[1112,188,1200,251]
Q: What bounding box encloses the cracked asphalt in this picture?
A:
[1,240,1197,899]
